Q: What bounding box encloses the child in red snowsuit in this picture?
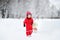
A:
[23,11,33,36]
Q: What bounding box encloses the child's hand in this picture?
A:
[24,24,25,27]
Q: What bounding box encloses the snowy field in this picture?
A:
[0,19,60,40]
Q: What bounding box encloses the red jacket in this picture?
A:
[24,11,33,32]
[24,18,33,31]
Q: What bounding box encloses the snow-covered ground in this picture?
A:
[0,19,60,40]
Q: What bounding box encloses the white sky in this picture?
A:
[49,0,60,9]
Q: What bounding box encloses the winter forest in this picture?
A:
[0,0,60,19]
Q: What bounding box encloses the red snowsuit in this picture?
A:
[24,12,33,36]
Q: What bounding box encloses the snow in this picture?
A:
[0,19,60,40]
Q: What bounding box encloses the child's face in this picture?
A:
[27,15,32,18]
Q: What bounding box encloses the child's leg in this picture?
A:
[26,31,30,36]
[29,30,33,36]
[26,31,32,36]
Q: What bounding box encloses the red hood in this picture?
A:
[26,11,32,16]
[26,11,32,18]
